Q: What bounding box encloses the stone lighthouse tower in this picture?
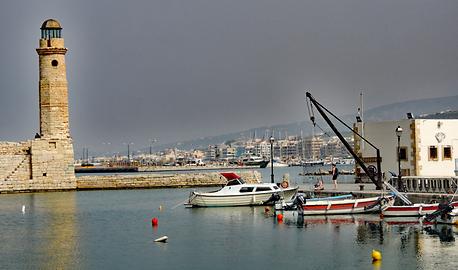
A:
[30,19,75,189]
[37,19,70,139]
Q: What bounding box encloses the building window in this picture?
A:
[443,146,452,160]
[51,60,58,67]
[399,147,408,161]
[429,146,438,161]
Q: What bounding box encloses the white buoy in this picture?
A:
[154,236,168,243]
[21,205,25,214]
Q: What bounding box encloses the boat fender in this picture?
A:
[281,181,289,188]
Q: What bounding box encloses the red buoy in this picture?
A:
[152,217,158,226]
[276,213,283,222]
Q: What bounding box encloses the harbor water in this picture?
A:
[1,183,458,269]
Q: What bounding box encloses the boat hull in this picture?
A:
[383,202,458,217]
[188,187,298,207]
[277,195,394,215]
[432,208,458,225]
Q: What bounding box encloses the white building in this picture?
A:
[355,119,458,179]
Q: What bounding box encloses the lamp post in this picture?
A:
[269,136,275,183]
[395,126,403,191]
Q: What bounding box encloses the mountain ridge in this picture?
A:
[153,94,458,151]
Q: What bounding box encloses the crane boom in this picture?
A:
[305,92,382,189]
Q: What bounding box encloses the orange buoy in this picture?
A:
[152,217,158,226]
[277,213,283,222]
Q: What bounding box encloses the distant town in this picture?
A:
[76,133,355,167]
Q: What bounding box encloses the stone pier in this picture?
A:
[76,171,261,190]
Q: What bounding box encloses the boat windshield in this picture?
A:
[227,179,241,186]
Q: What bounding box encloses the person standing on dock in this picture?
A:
[331,164,339,190]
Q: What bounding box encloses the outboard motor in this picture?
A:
[425,200,454,222]
[294,194,305,215]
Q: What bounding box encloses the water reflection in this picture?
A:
[0,192,79,269]
[424,224,455,242]
[3,189,458,269]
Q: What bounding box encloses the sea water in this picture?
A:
[1,185,457,270]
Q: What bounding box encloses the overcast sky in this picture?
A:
[0,0,457,153]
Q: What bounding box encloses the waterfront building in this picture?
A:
[323,136,352,158]
[354,119,458,181]
[304,136,324,160]
[254,141,270,158]
[220,146,236,160]
[0,19,75,192]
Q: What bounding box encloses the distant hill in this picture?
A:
[419,110,458,119]
[362,95,458,122]
[154,95,458,151]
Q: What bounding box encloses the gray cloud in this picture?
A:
[1,0,457,153]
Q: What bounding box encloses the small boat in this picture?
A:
[276,194,394,215]
[186,172,298,207]
[266,159,289,168]
[302,159,324,166]
[240,154,270,168]
[383,201,458,217]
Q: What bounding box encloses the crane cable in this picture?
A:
[305,92,332,138]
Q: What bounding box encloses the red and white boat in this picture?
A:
[382,201,458,217]
[276,194,394,215]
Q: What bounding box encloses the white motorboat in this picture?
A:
[240,154,269,168]
[186,172,298,207]
[267,159,289,168]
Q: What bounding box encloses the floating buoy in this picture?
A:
[264,207,270,213]
[152,217,158,226]
[277,213,283,222]
[21,205,25,214]
[371,250,382,261]
[159,205,163,211]
[154,236,168,243]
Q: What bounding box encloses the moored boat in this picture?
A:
[383,201,458,217]
[433,208,458,225]
[424,202,458,225]
[186,172,298,207]
[276,194,394,215]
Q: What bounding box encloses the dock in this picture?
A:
[298,183,456,202]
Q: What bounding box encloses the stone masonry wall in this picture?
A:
[0,142,32,191]
[77,171,261,190]
[29,139,76,190]
[0,139,76,193]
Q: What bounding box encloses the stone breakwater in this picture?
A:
[76,171,261,190]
